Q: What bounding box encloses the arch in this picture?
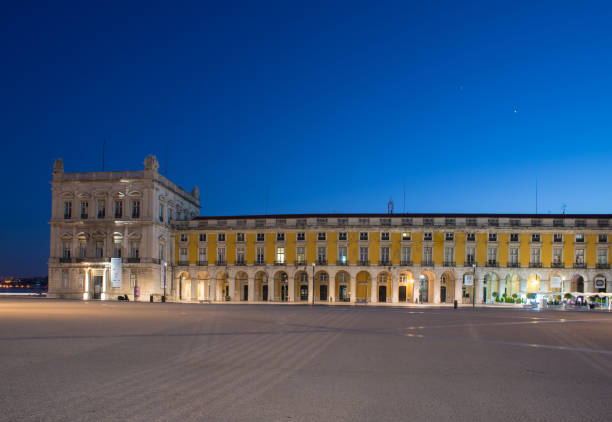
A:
[197,271,209,300]
[274,271,289,301]
[235,271,249,301]
[177,271,191,301]
[216,271,228,301]
[356,271,371,301]
[255,271,269,301]
[376,271,390,303]
[571,273,585,293]
[440,271,456,303]
[526,273,541,294]
[419,270,435,303]
[335,270,350,302]
[398,270,413,302]
[315,270,329,301]
[483,272,500,303]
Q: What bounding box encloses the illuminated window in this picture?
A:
[338,246,347,264]
[276,247,285,264]
[296,247,306,264]
[402,232,411,241]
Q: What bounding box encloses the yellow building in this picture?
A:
[173,214,612,305]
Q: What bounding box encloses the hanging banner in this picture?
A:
[463,274,474,286]
[551,276,562,289]
[594,277,606,289]
[161,260,166,289]
[110,258,122,288]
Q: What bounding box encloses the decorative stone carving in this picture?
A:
[191,186,200,200]
[53,158,64,174]
[144,155,160,171]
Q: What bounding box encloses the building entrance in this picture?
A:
[440,285,446,303]
[92,276,102,299]
[280,284,288,301]
[262,285,268,301]
[339,285,348,301]
[399,285,406,301]
[319,285,327,301]
[243,285,248,301]
[378,286,386,302]
[299,285,308,301]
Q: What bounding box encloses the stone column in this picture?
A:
[350,277,356,303]
[229,276,235,301]
[371,278,377,303]
[191,276,198,302]
[391,274,398,303]
[433,276,440,304]
[268,277,275,302]
[248,277,255,302]
[308,273,314,304]
[455,277,462,304]
[329,274,335,302]
[476,277,483,304]
[102,267,107,300]
[289,276,295,302]
[412,277,419,303]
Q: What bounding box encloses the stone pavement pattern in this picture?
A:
[1,299,612,421]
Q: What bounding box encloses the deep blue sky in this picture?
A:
[2,1,612,276]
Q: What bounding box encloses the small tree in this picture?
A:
[564,293,573,300]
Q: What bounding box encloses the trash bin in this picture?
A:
[453,300,458,309]
[150,294,153,303]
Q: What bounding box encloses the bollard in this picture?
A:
[453,300,458,309]
[150,294,153,303]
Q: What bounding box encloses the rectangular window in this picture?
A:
[359,218,369,225]
[444,247,454,264]
[576,219,586,227]
[97,200,105,218]
[276,247,285,264]
[575,234,585,243]
[199,233,207,242]
[130,241,139,258]
[158,204,164,222]
[131,200,140,218]
[597,249,607,264]
[509,247,519,265]
[401,246,411,264]
[423,232,432,241]
[599,234,608,243]
[62,241,71,258]
[530,248,541,264]
[78,240,87,258]
[296,246,306,264]
[445,218,456,226]
[380,232,390,241]
[423,246,433,264]
[179,247,188,262]
[488,233,497,242]
[218,233,226,242]
[575,249,585,264]
[401,232,411,241]
[277,232,285,242]
[554,234,563,243]
[256,233,265,242]
[236,233,245,242]
[359,247,369,263]
[380,247,390,264]
[466,218,477,227]
[317,246,327,264]
[510,219,520,227]
[466,247,475,265]
[423,218,434,226]
[80,201,88,219]
[488,218,499,227]
[552,248,562,264]
[168,208,173,222]
[217,247,226,264]
[338,246,347,264]
[180,233,187,242]
[198,247,207,263]
[95,241,104,258]
[487,247,497,265]
[510,233,519,242]
[338,232,347,241]
[236,247,245,264]
[553,219,564,227]
[531,234,541,243]
[63,201,72,219]
[297,232,305,241]
[256,247,265,264]
[317,232,326,241]
[467,233,476,242]
[338,218,348,225]
[359,232,368,241]
[445,232,454,241]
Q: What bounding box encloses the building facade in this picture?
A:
[48,155,200,300]
[50,158,612,304]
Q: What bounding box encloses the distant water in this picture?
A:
[0,287,47,295]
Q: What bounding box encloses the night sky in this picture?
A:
[2,1,612,276]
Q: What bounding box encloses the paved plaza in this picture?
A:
[1,299,612,421]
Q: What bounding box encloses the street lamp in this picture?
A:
[163,261,167,302]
